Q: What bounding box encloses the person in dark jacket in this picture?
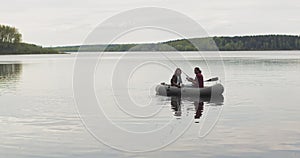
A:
[170,68,182,88]
[186,67,204,88]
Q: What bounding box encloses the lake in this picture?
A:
[0,51,300,158]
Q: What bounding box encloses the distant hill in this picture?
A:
[52,35,300,52]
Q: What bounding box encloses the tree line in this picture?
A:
[213,35,300,51]
[53,35,300,52]
[164,35,300,51]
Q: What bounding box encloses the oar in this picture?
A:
[205,77,219,82]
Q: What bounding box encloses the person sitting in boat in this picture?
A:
[186,67,204,88]
[170,68,182,88]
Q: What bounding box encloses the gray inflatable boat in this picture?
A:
[156,83,224,97]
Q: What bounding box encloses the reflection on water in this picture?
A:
[0,64,22,95]
[194,101,204,119]
[0,63,22,78]
[170,94,224,123]
[171,97,182,117]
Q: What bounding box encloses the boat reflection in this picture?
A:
[171,96,182,117]
[194,101,204,119]
[170,94,224,122]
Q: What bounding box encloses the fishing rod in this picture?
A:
[160,53,219,82]
[159,53,190,78]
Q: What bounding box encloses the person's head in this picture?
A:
[175,68,182,76]
[194,67,201,74]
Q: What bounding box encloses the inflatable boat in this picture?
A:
[156,83,224,97]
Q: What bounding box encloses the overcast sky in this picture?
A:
[1,0,300,46]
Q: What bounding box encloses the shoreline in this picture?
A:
[0,50,300,56]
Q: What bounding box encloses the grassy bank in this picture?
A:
[0,42,61,55]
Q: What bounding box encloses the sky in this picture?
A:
[1,0,300,46]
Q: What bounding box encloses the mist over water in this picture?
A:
[0,51,300,157]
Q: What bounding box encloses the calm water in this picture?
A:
[0,51,300,157]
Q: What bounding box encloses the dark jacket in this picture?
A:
[170,75,182,87]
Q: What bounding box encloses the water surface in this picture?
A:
[0,51,300,157]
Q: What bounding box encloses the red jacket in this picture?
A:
[195,73,204,88]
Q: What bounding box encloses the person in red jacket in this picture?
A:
[186,67,204,88]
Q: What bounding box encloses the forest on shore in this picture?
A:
[0,24,59,55]
[53,35,300,52]
[1,24,300,54]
